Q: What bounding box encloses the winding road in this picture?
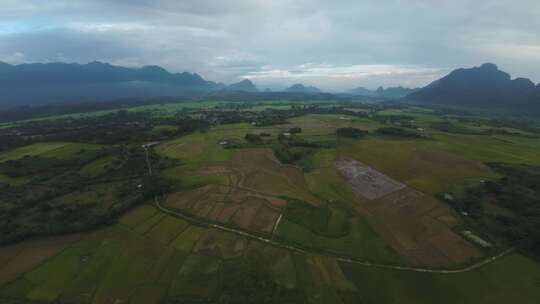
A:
[143,145,514,274]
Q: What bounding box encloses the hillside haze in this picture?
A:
[349,86,419,98]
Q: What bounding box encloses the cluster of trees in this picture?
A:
[336,127,367,138]
[244,133,262,143]
[372,114,416,128]
[0,145,152,245]
[430,121,483,135]
[446,163,540,257]
[0,111,213,152]
[375,127,422,138]
[272,134,335,171]
[288,127,302,134]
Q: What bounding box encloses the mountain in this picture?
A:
[284,83,321,93]
[349,86,418,98]
[349,87,377,97]
[406,63,540,111]
[0,61,221,108]
[227,79,258,92]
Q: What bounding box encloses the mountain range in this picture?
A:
[406,63,540,111]
[349,86,419,98]
[0,62,331,108]
[284,83,322,93]
[227,79,259,92]
[0,61,226,108]
[1,61,539,113]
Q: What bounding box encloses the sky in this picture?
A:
[0,0,539,91]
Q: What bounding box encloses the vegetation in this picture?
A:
[0,145,151,244]
[375,127,422,138]
[2,99,540,303]
[281,199,350,237]
[336,127,367,138]
[445,163,540,257]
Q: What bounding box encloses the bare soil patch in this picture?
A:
[335,158,405,200]
[250,205,281,233]
[336,158,482,267]
[230,199,262,229]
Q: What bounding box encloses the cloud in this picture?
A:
[0,0,539,89]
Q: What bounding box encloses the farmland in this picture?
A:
[1,100,540,303]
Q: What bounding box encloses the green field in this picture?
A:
[0,142,101,162]
[3,214,540,304]
[2,101,540,303]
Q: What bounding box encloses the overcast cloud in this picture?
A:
[0,0,539,91]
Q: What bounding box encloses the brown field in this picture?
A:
[165,183,284,235]
[337,160,482,267]
[250,204,281,233]
[229,201,261,229]
[229,148,320,204]
[163,148,313,235]
[192,229,246,258]
[0,233,87,285]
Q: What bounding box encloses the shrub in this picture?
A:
[336,127,368,138]
[244,133,262,143]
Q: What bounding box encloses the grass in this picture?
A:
[0,143,68,162]
[277,217,401,264]
[4,108,540,303]
[3,220,540,304]
[170,226,206,252]
[145,215,189,244]
[90,229,176,304]
[430,132,540,164]
[270,253,297,289]
[0,142,102,162]
[133,213,166,234]
[118,205,158,228]
[0,173,29,186]
[0,278,35,299]
[282,199,349,237]
[160,165,228,190]
[79,155,118,178]
[340,253,540,304]
[155,130,237,165]
[292,254,344,304]
[339,137,497,194]
[304,149,357,203]
[53,182,121,208]
[168,254,222,299]
[24,239,103,302]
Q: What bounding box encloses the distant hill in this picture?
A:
[227,79,258,92]
[406,63,540,111]
[349,86,418,98]
[0,61,222,108]
[284,83,321,93]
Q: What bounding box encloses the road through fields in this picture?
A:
[144,145,514,274]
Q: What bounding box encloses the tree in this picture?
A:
[336,127,367,138]
[245,133,262,143]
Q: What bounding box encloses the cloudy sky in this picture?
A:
[1,0,539,91]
